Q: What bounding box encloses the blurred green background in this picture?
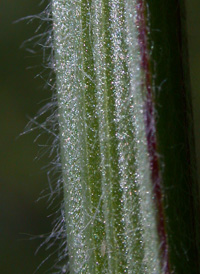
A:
[0,0,199,273]
[186,0,200,182]
[0,0,58,273]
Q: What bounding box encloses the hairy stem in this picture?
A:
[52,0,199,273]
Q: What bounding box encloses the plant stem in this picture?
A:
[52,0,199,273]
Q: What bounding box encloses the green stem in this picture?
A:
[52,0,199,273]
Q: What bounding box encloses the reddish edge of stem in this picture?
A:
[136,1,170,273]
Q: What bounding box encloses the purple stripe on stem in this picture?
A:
[136,1,170,273]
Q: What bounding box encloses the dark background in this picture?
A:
[186,0,200,181]
[0,0,57,273]
[0,0,199,273]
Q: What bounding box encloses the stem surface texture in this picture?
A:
[52,0,199,273]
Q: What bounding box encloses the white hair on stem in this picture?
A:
[19,1,69,272]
